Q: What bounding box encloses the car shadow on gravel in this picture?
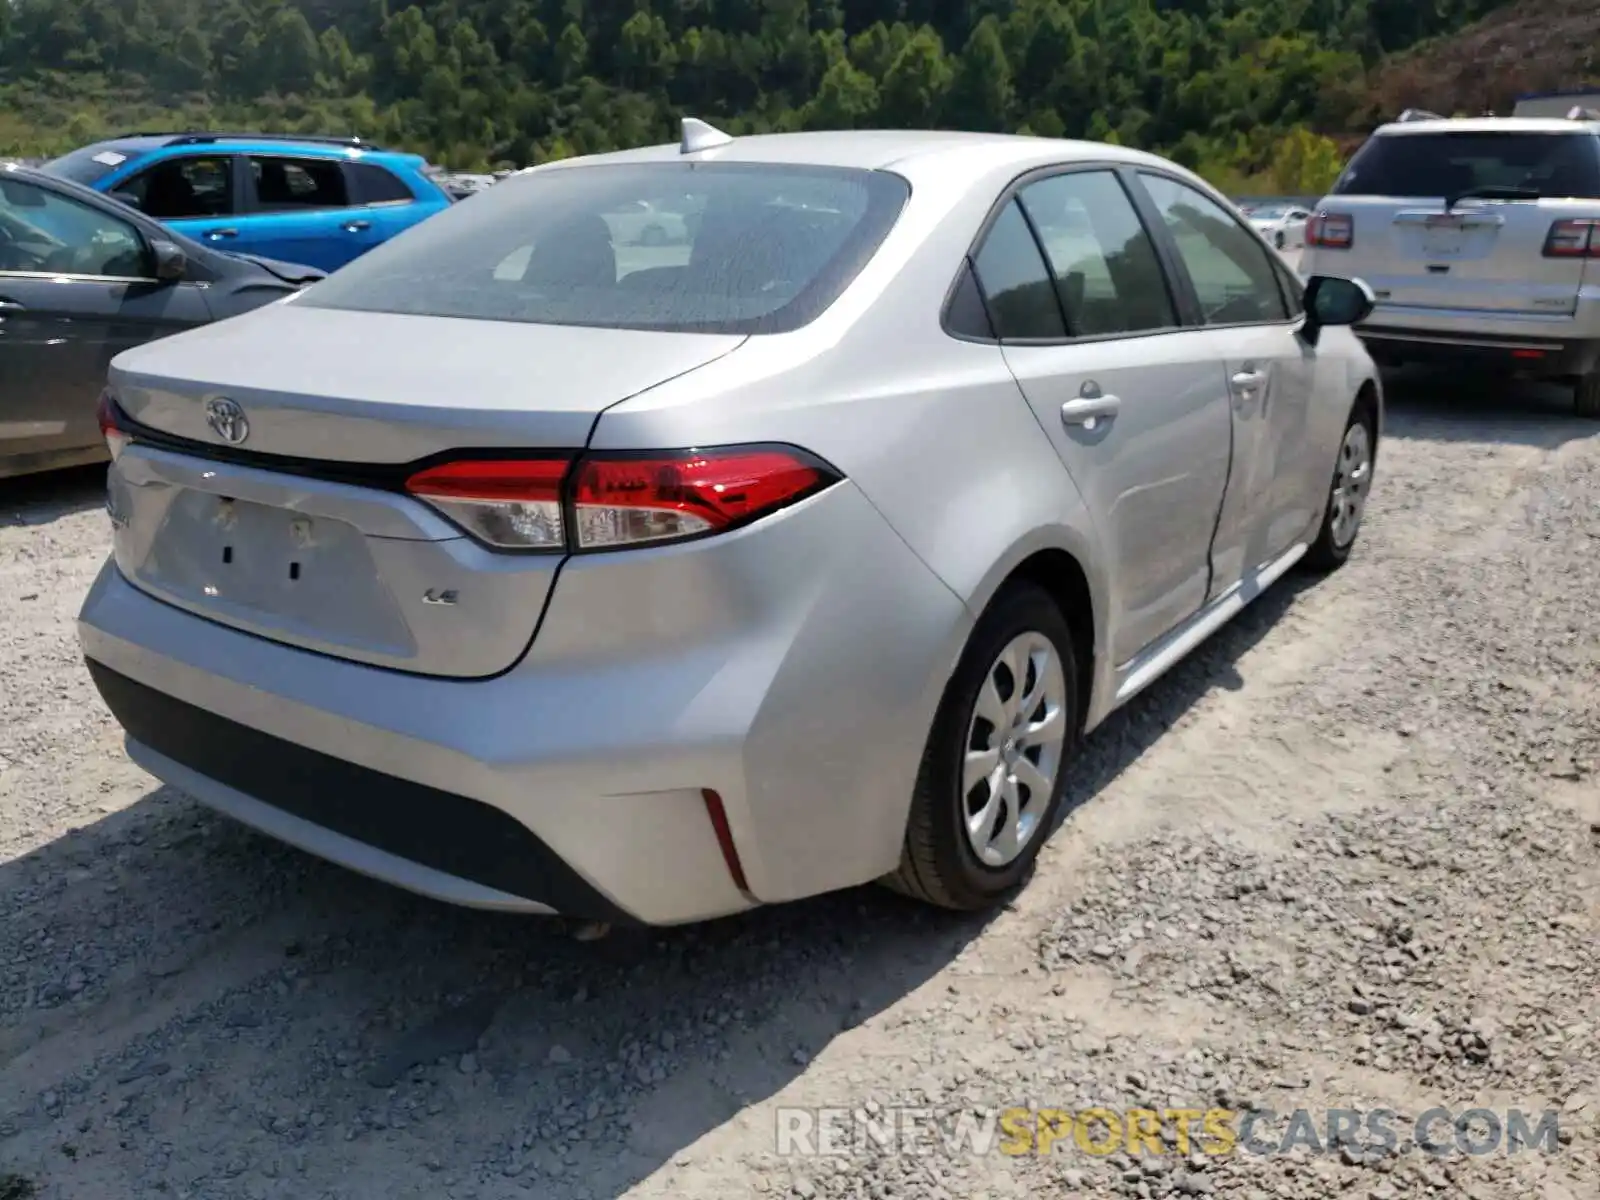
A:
[1,568,1320,1199]
[1382,368,1598,449]
[0,465,107,526]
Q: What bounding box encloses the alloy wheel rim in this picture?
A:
[1329,421,1372,549]
[962,632,1068,868]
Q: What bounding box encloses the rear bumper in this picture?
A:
[78,479,969,925]
[1356,327,1600,378]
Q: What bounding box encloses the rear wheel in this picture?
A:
[883,583,1079,911]
[1303,400,1377,572]
[1576,372,1600,420]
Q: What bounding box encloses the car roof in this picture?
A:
[1373,116,1600,136]
[75,135,416,164]
[525,128,1171,176]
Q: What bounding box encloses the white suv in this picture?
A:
[1301,109,1600,416]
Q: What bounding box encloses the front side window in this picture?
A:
[119,155,234,220]
[1139,173,1289,325]
[1017,171,1176,336]
[297,162,909,335]
[0,177,150,278]
[250,156,351,211]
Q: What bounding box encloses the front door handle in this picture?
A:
[205,228,239,240]
[0,299,24,312]
[1060,395,1122,427]
[343,219,371,233]
[1231,371,1267,389]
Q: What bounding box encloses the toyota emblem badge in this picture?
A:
[204,397,250,445]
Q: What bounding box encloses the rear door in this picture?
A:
[1135,170,1320,582]
[343,159,431,252]
[237,154,370,271]
[0,175,210,466]
[975,167,1235,667]
[1314,129,1600,315]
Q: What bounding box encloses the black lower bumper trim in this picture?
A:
[86,659,630,922]
[1358,329,1600,378]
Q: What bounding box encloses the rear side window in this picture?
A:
[296,162,909,335]
[348,162,414,205]
[1332,132,1600,199]
[970,200,1066,340]
[1016,171,1176,336]
[250,156,350,211]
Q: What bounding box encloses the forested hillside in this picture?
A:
[0,0,1515,188]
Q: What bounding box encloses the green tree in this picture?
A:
[877,26,951,128]
[801,57,877,129]
[945,15,1012,131]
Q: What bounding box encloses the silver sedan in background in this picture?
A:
[80,124,1381,925]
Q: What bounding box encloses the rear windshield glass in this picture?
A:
[297,161,910,334]
[41,144,149,188]
[1332,131,1600,199]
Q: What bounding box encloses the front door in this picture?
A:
[1135,171,1321,593]
[0,175,211,469]
[973,169,1235,667]
[109,152,241,253]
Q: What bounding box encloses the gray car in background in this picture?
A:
[80,125,1382,925]
[0,162,322,480]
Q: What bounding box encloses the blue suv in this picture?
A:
[42,132,452,272]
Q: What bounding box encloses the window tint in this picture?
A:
[0,179,149,278]
[1332,132,1600,199]
[348,162,414,205]
[120,155,234,220]
[970,200,1065,340]
[1017,171,1176,336]
[1140,174,1289,325]
[945,259,995,339]
[250,156,350,211]
[298,162,909,335]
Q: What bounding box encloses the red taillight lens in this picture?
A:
[1306,212,1353,249]
[1543,218,1600,258]
[97,390,129,459]
[405,445,839,552]
[405,457,570,550]
[569,446,836,550]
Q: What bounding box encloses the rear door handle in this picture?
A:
[1060,395,1121,427]
[205,228,239,240]
[343,219,371,232]
[0,299,24,312]
[1231,371,1267,389]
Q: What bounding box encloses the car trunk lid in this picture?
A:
[105,304,744,677]
[1327,196,1587,316]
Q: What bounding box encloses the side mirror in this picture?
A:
[1301,275,1376,345]
[150,239,187,282]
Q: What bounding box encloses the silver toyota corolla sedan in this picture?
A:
[79,123,1382,926]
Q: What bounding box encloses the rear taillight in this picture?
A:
[404,445,839,553]
[404,457,569,550]
[97,391,129,460]
[1543,218,1600,258]
[1306,212,1353,250]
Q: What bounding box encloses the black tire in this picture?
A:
[1576,373,1600,420]
[1303,397,1378,573]
[882,583,1080,911]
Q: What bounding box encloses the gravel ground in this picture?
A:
[1,374,1597,1200]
